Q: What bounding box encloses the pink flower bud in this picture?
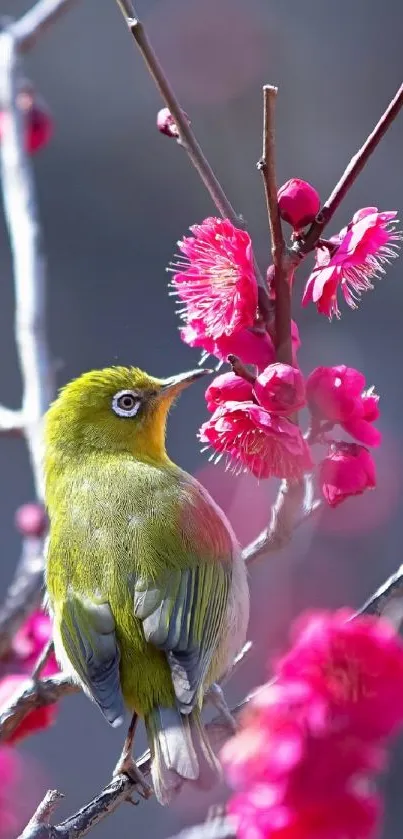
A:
[156,107,190,138]
[0,97,53,156]
[253,363,306,415]
[320,442,376,507]
[205,372,254,411]
[277,178,321,230]
[14,503,47,538]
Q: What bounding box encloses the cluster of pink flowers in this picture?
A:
[200,366,312,480]
[197,361,380,504]
[167,183,396,506]
[222,610,403,839]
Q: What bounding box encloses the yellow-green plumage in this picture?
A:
[44,366,249,804]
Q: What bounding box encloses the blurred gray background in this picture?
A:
[0,0,402,836]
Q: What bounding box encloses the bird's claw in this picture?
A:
[207,683,238,733]
[113,756,153,800]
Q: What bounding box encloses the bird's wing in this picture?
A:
[134,561,230,712]
[133,470,234,713]
[58,592,125,726]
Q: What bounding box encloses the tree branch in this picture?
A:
[297,81,403,255]
[12,0,78,53]
[0,29,55,500]
[259,86,284,271]
[0,674,78,742]
[0,23,56,656]
[257,85,290,364]
[241,477,320,566]
[358,564,403,628]
[0,404,24,433]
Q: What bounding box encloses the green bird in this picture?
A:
[44,366,249,804]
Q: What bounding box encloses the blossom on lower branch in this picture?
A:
[320,443,376,507]
[306,365,381,448]
[199,401,312,480]
[222,610,403,839]
[0,609,58,745]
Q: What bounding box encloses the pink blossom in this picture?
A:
[171,217,258,340]
[278,178,321,231]
[254,364,306,415]
[221,681,326,791]
[182,320,276,371]
[277,610,403,742]
[320,443,376,507]
[0,674,57,744]
[306,366,381,446]
[12,610,58,677]
[199,401,313,479]
[205,372,254,411]
[341,389,381,447]
[306,366,366,422]
[181,319,301,372]
[222,610,403,839]
[302,207,402,318]
[229,784,381,839]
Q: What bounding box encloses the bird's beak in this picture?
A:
[158,368,212,398]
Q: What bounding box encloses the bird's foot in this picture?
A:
[113,755,153,800]
[207,683,238,734]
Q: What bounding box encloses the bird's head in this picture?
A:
[44,365,211,464]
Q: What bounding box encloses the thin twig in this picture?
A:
[258,86,284,271]
[113,0,271,320]
[115,0,239,226]
[32,639,54,680]
[12,0,78,53]
[227,354,256,384]
[358,563,403,625]
[242,477,310,565]
[298,81,403,255]
[257,85,290,364]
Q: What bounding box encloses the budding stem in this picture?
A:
[258,85,291,367]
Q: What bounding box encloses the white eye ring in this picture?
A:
[112,390,141,418]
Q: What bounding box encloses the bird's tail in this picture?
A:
[145,705,221,805]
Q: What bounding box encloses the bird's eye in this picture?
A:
[112,390,141,418]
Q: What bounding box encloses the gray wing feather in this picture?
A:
[60,594,124,727]
[134,565,230,713]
